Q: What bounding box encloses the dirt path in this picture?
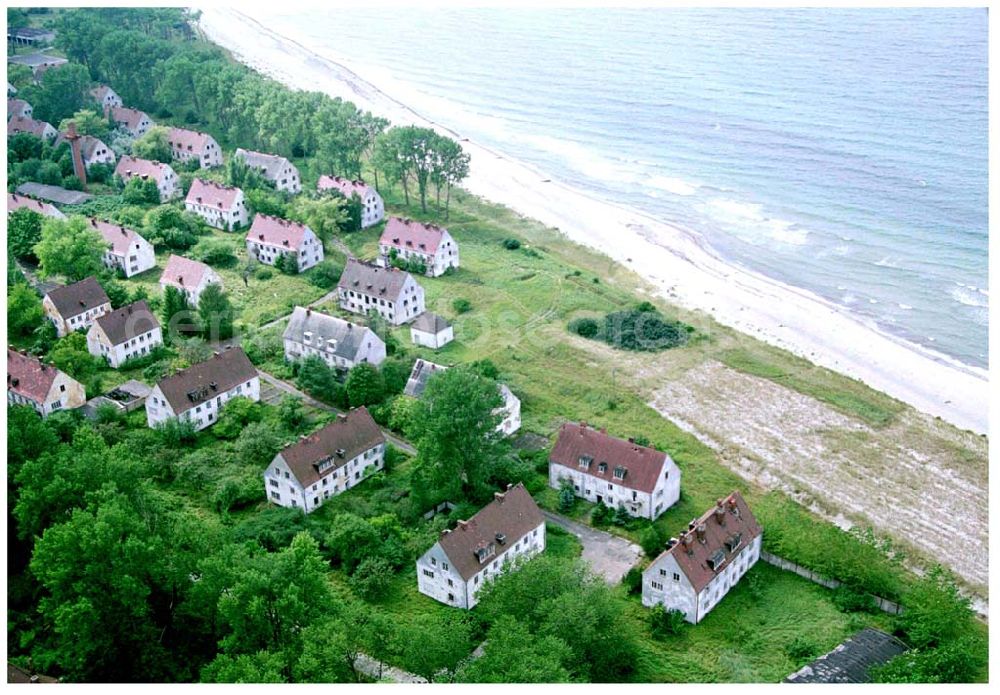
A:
[542,510,643,585]
[649,360,988,596]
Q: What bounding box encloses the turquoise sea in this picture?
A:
[258,7,988,367]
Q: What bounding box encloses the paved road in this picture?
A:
[257,369,417,456]
[542,510,643,585]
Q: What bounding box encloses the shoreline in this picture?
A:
[198,7,988,436]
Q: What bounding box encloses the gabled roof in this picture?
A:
[8,115,52,138]
[186,178,242,210]
[411,312,451,335]
[380,217,448,255]
[160,254,214,290]
[115,155,173,184]
[276,407,385,488]
[154,347,257,414]
[86,217,147,256]
[168,127,216,154]
[403,358,448,398]
[7,348,64,403]
[44,276,110,320]
[7,97,31,118]
[337,258,414,301]
[246,214,310,250]
[437,483,544,581]
[7,192,64,218]
[650,491,762,595]
[53,133,111,161]
[93,300,159,347]
[317,175,373,198]
[234,148,294,180]
[89,84,117,101]
[785,628,908,683]
[109,106,150,131]
[550,422,671,494]
[14,182,92,205]
[282,306,382,362]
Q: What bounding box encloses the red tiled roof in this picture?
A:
[8,115,51,137]
[380,217,447,254]
[186,178,241,210]
[115,155,171,184]
[7,98,30,118]
[438,483,544,581]
[7,348,58,402]
[656,491,763,594]
[168,127,215,154]
[278,407,385,488]
[246,214,309,250]
[109,106,149,131]
[44,276,110,320]
[86,217,143,257]
[318,175,371,198]
[550,422,670,494]
[7,192,60,217]
[90,84,114,101]
[160,254,212,289]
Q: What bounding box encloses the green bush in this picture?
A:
[622,567,642,596]
[452,298,472,314]
[306,260,343,289]
[648,607,686,638]
[568,317,599,338]
[591,502,612,526]
[640,526,665,558]
[831,585,877,613]
[502,238,521,250]
[256,267,274,281]
[557,479,576,513]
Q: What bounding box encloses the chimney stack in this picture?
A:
[65,121,87,191]
[457,520,468,530]
[695,523,706,543]
[715,498,726,525]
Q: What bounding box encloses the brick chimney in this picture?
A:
[65,121,87,191]
[695,523,706,543]
[714,498,726,525]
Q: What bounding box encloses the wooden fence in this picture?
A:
[760,551,905,616]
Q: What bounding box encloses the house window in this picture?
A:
[423,569,434,578]
[447,578,453,587]
[269,479,279,488]
[659,569,667,576]
[431,558,437,566]
[673,573,681,582]
[651,581,663,591]
[447,593,455,602]
[442,562,449,571]
[270,491,280,500]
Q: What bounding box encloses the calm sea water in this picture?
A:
[257,8,988,367]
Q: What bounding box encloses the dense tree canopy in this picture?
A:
[34,216,107,281]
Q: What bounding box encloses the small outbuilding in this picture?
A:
[410,312,454,349]
[784,628,908,683]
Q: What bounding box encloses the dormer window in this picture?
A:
[724,533,742,554]
[578,455,592,470]
[613,466,627,480]
[475,542,496,563]
[317,457,335,474]
[707,549,726,572]
[597,462,607,474]
[303,331,312,343]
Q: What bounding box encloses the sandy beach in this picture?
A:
[199,7,988,436]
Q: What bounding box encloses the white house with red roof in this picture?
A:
[159,254,222,307]
[549,422,681,520]
[245,214,324,271]
[41,277,112,338]
[109,106,153,137]
[168,127,222,168]
[7,97,32,119]
[114,155,180,201]
[89,84,122,110]
[416,483,545,609]
[234,148,301,193]
[642,491,762,624]
[7,192,66,220]
[7,348,86,416]
[54,133,115,170]
[317,175,384,228]
[8,115,56,141]
[185,179,247,230]
[264,407,386,513]
[378,217,460,277]
[86,218,155,278]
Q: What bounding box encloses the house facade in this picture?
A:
[549,421,681,520]
[8,97,32,119]
[114,155,180,201]
[8,115,56,141]
[90,84,122,109]
[416,483,545,609]
[642,491,762,624]
[145,348,259,431]
[337,258,425,326]
[234,148,301,193]
[168,127,223,168]
[264,407,386,513]
[86,300,163,368]
[378,217,460,277]
[159,254,222,307]
[410,312,454,349]
[88,218,155,277]
[185,179,248,230]
[317,175,384,228]
[7,348,86,416]
[109,106,153,137]
[68,134,115,169]
[245,214,324,271]
[282,306,386,371]
[42,276,112,337]
[7,192,66,219]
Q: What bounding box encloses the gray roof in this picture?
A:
[155,347,257,414]
[784,628,907,683]
[7,52,66,68]
[15,182,93,205]
[234,148,295,181]
[45,276,109,319]
[93,300,159,346]
[411,312,451,334]
[403,358,449,398]
[338,258,414,302]
[282,306,382,362]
